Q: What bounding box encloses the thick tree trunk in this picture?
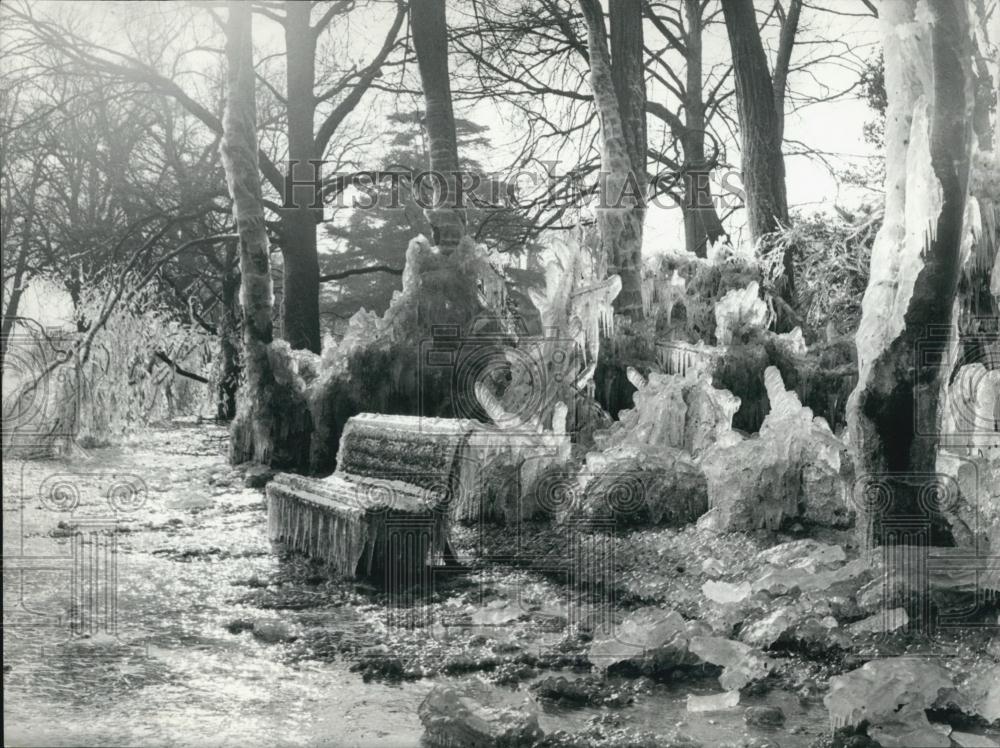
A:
[223,1,311,468]
[721,0,794,295]
[411,0,465,251]
[279,212,321,352]
[279,2,322,353]
[682,0,727,258]
[721,0,789,240]
[609,0,646,188]
[847,0,974,546]
[579,0,645,319]
[963,29,998,322]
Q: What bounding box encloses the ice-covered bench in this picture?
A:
[266,413,569,579]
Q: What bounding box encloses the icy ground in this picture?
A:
[2,423,996,747]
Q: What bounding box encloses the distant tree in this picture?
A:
[0,97,45,367]
[319,111,539,321]
[0,51,244,413]
[9,0,407,353]
[859,53,887,148]
[651,0,731,257]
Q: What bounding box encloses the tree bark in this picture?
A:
[847,0,974,546]
[721,0,789,240]
[579,0,645,319]
[721,0,796,297]
[411,0,465,251]
[279,2,322,353]
[222,1,311,468]
[610,0,646,189]
[217,247,241,420]
[681,0,727,257]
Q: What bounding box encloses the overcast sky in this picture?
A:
[7,0,884,325]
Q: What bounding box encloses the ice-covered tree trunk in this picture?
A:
[223,2,311,468]
[411,0,465,252]
[217,251,241,420]
[992,5,1000,302]
[847,0,975,545]
[960,0,999,323]
[579,0,645,320]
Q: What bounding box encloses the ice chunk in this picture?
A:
[951,732,1000,747]
[702,580,751,604]
[849,607,909,634]
[755,539,847,569]
[825,657,954,732]
[686,691,740,712]
[701,558,726,577]
[689,636,772,691]
[752,558,869,596]
[701,368,852,533]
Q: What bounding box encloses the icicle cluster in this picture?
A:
[267,475,369,576]
[265,413,466,577]
[528,234,622,367]
[642,269,687,322]
[656,341,719,378]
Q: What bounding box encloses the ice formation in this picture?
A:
[825,657,956,746]
[527,233,621,366]
[699,367,851,532]
[714,281,770,345]
[593,367,740,457]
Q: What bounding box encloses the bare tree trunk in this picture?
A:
[579,0,645,319]
[223,1,311,468]
[609,0,646,189]
[847,0,974,546]
[411,0,465,251]
[770,0,801,148]
[681,0,727,258]
[721,0,798,298]
[721,0,789,240]
[280,2,322,353]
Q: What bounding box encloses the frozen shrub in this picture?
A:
[761,208,878,336]
[73,283,213,444]
[308,236,493,472]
